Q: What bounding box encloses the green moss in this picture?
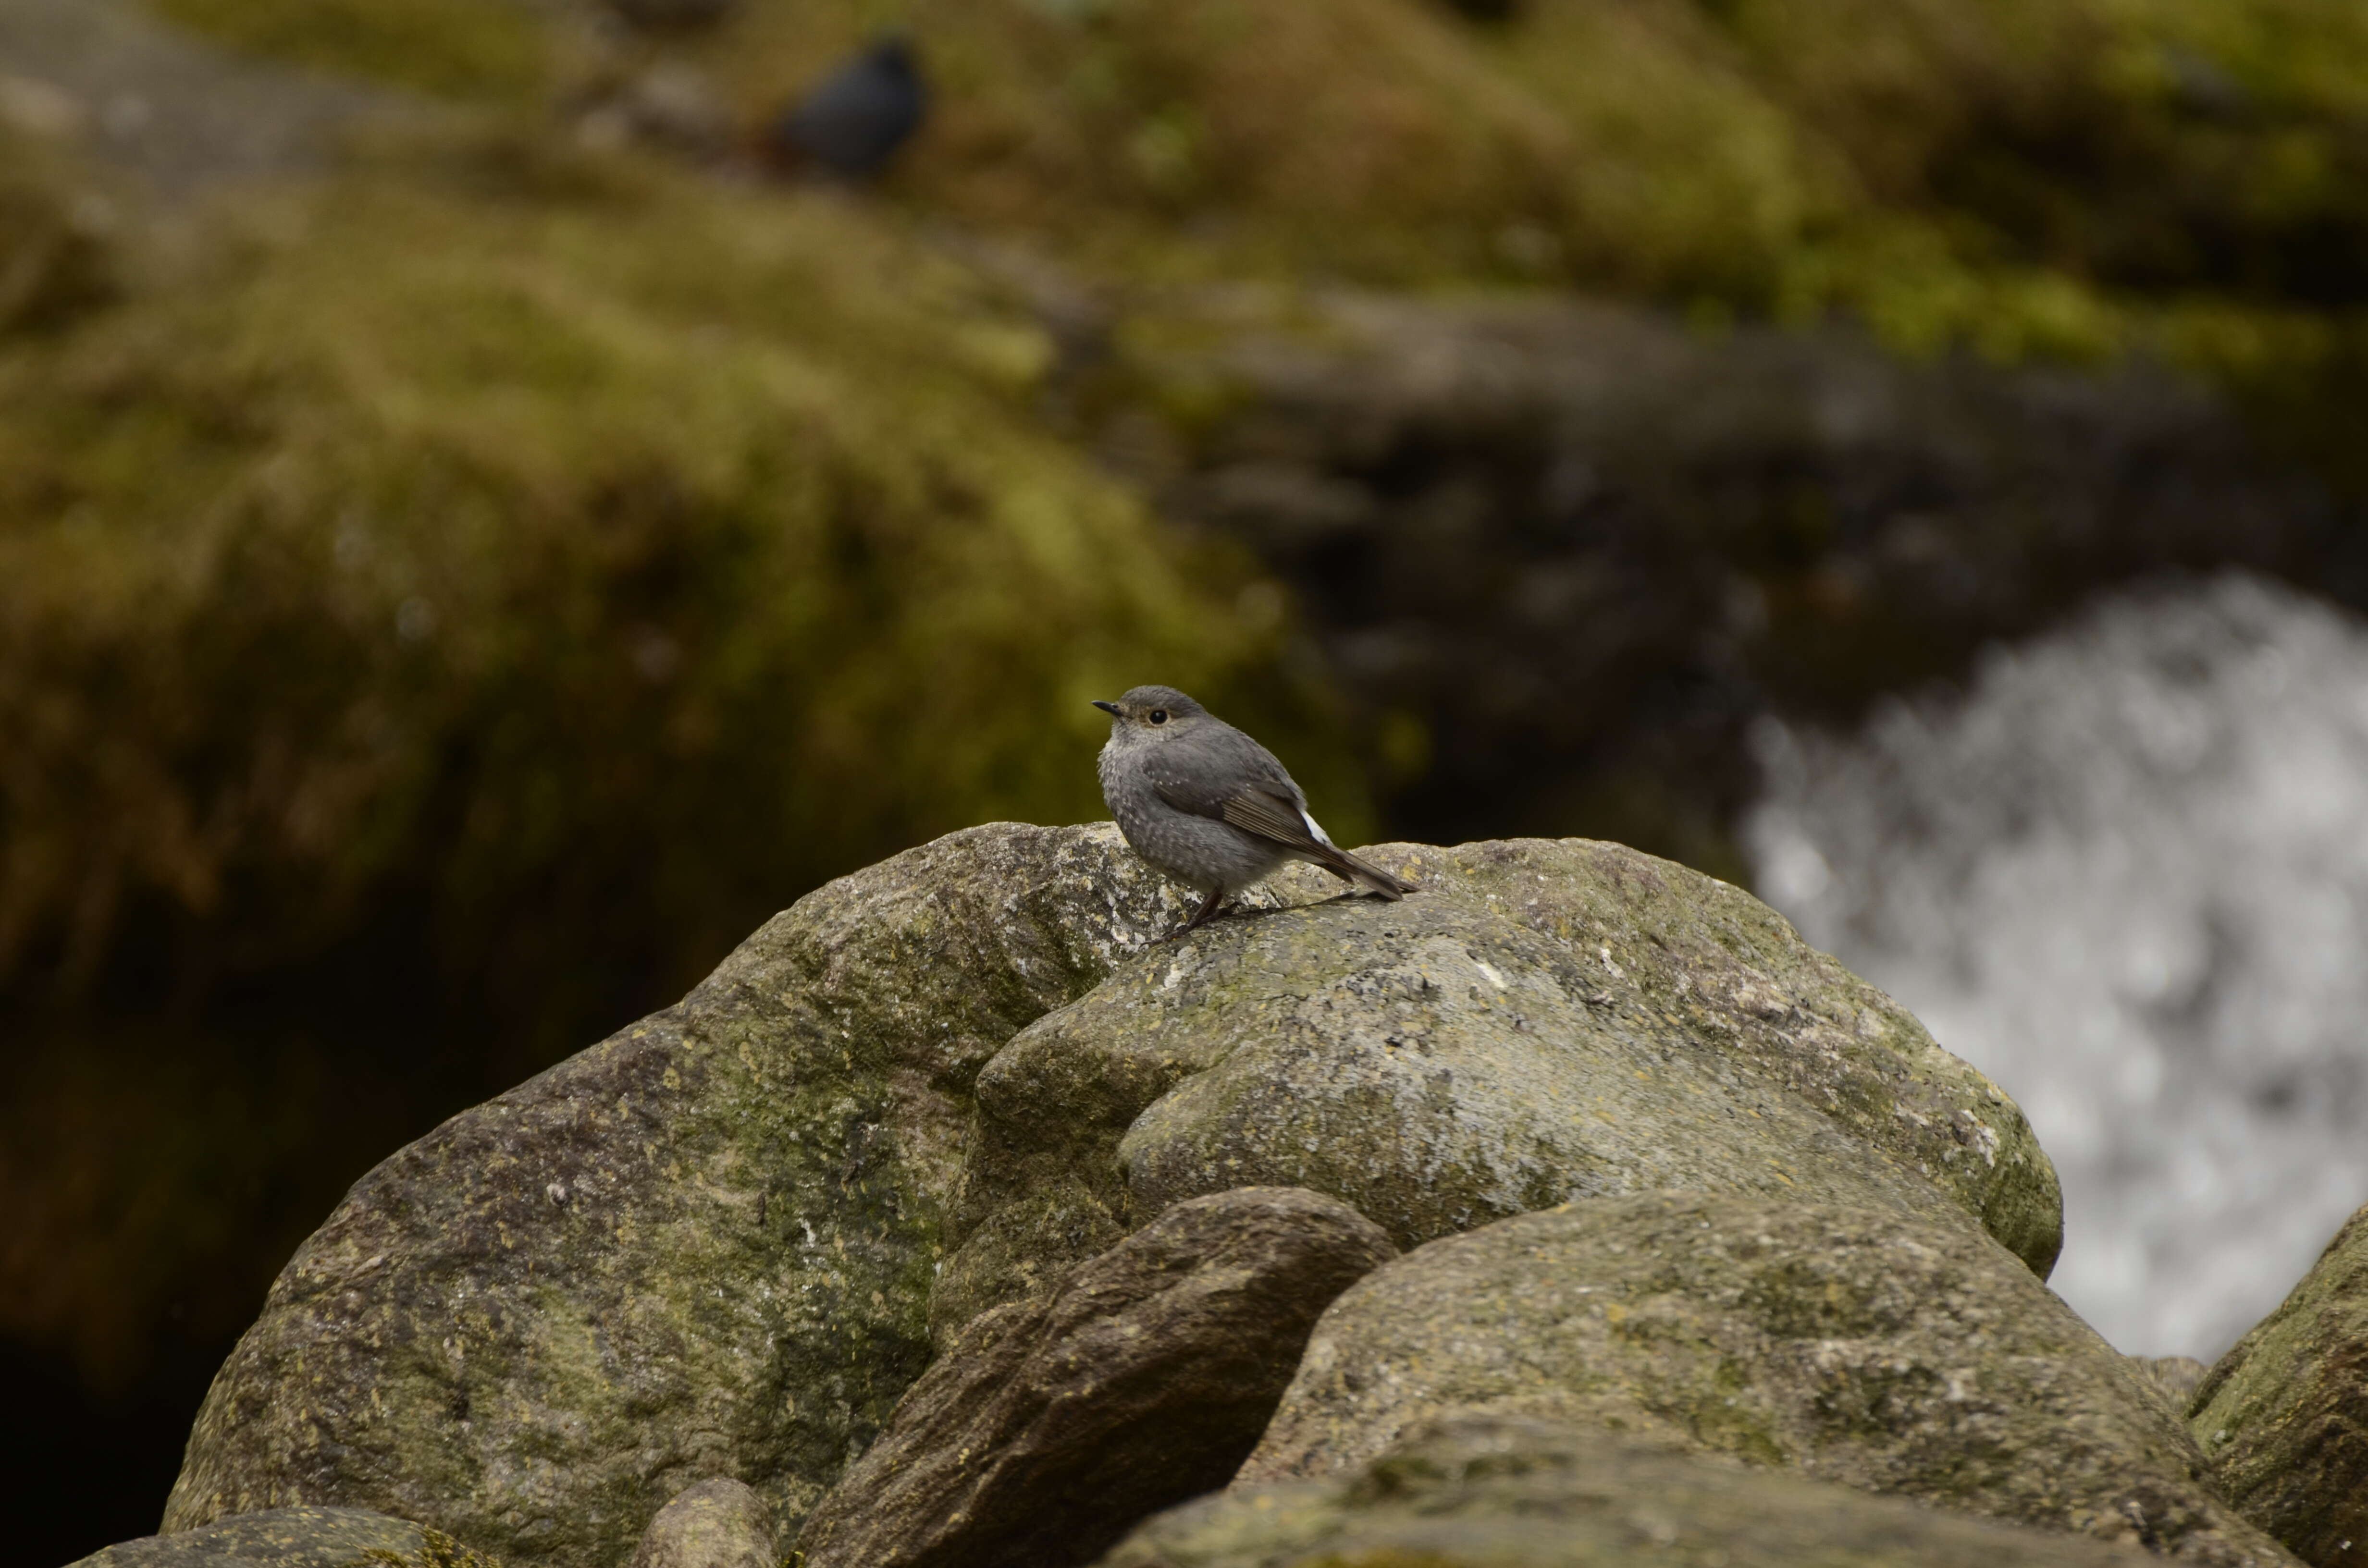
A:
[364,1527,506,1568]
[0,129,1334,998]
[642,0,2368,378]
[122,0,2368,375]
[131,0,2368,390]
[150,0,551,102]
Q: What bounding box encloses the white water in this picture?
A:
[1745,573,2368,1358]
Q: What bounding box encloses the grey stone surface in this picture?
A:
[1102,1415,2166,1568]
[628,1480,774,1568]
[798,1187,1395,1568]
[1241,1195,2294,1567]
[69,1507,428,1568]
[163,824,1196,1568]
[937,836,2060,1338]
[2190,1201,2368,1567]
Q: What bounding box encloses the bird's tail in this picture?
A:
[1307,844,1418,900]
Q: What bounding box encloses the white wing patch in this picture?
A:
[1301,808,1335,846]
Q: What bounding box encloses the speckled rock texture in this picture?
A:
[163,824,1198,1568]
[628,1481,775,1568]
[1239,1196,2295,1567]
[2190,1202,2368,1567]
[1102,1415,2164,1568]
[69,1507,429,1568]
[937,837,2059,1337]
[798,1187,1397,1568]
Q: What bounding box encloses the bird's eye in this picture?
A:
[1148,710,1169,725]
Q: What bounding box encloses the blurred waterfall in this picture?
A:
[1745,572,2368,1358]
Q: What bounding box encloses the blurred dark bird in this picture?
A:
[765,37,928,182]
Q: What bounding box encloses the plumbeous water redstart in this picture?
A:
[1094,685,1416,939]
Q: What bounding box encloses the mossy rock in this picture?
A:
[1102,1414,2168,1568]
[936,837,2060,1336]
[1241,1196,2294,1566]
[161,825,1201,1568]
[68,1507,432,1568]
[2190,1202,2368,1567]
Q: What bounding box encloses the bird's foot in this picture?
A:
[1164,890,1234,941]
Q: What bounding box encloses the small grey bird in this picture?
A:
[1095,685,1416,938]
[766,36,927,181]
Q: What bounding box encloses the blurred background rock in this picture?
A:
[5,0,2368,1560]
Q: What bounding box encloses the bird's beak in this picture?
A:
[1092,700,1122,717]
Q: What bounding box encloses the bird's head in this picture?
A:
[1093,686,1209,742]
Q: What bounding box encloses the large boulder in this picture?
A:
[1102,1415,2164,1568]
[797,1187,1396,1568]
[1240,1195,2293,1567]
[937,837,2060,1335]
[160,825,2061,1568]
[162,824,1195,1568]
[2190,1202,2368,1567]
[68,1508,430,1568]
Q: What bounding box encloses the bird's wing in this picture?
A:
[1151,739,1415,898]
[1150,768,1330,855]
[1147,725,1321,843]
[1217,784,1333,852]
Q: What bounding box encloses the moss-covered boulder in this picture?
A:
[2190,1202,2368,1567]
[936,837,2059,1335]
[160,824,1200,1568]
[1240,1195,2291,1566]
[1103,1415,2166,1568]
[69,1507,430,1568]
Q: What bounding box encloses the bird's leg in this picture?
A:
[1167,885,1228,941]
